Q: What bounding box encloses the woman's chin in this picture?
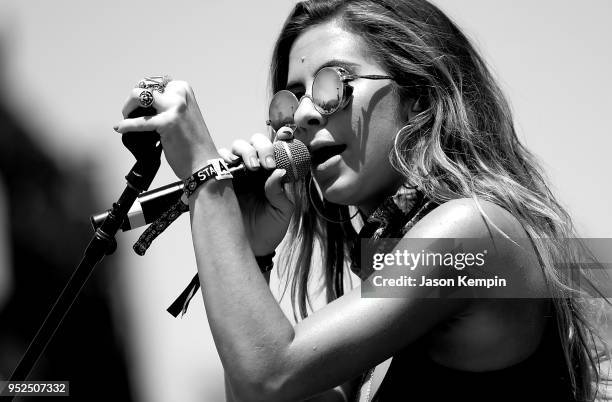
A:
[318,177,356,206]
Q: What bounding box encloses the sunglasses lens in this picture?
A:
[269,90,298,131]
[312,67,343,114]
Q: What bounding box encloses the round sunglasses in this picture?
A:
[267,66,393,131]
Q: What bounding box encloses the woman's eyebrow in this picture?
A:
[285,59,361,89]
[316,59,361,72]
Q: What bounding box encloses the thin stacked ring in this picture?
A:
[135,75,172,108]
[136,75,172,93]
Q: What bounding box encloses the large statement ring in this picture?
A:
[138,90,154,108]
[136,75,172,93]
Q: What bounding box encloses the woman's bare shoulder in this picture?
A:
[406,197,546,296]
[407,197,529,240]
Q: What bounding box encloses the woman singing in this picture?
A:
[114,0,610,400]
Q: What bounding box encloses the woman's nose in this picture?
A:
[293,96,326,137]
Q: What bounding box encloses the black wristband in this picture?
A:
[255,251,276,273]
[183,158,233,199]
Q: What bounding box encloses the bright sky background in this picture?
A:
[0,1,610,400]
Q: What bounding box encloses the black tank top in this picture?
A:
[349,187,576,401]
[373,315,574,401]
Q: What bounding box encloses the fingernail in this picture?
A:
[279,168,289,183]
[265,156,276,169]
[249,157,259,168]
[113,125,119,133]
[229,154,239,161]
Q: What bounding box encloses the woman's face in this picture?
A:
[287,20,417,214]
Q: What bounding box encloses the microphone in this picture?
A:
[91,136,310,232]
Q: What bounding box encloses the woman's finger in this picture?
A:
[250,133,275,169]
[264,168,294,214]
[231,139,260,170]
[218,147,240,164]
[114,112,169,133]
[274,126,295,141]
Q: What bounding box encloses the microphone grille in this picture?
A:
[273,139,311,182]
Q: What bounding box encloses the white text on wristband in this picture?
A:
[183,158,234,199]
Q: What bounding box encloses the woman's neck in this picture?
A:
[356,180,405,217]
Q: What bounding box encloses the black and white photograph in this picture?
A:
[0,1,611,401]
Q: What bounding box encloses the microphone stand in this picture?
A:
[2,108,161,399]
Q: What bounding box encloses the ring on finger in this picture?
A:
[138,89,154,108]
[136,75,172,93]
[136,75,171,92]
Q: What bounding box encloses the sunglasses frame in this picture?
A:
[267,66,393,130]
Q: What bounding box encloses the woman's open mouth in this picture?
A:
[310,144,347,168]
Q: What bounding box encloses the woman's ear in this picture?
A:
[404,96,425,122]
[411,96,424,113]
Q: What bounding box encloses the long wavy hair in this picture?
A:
[269,0,610,400]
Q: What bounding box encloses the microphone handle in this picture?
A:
[90,161,271,231]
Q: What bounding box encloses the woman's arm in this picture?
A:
[191,179,295,400]
[226,373,358,402]
[191,181,542,401]
[223,270,360,402]
[225,373,236,402]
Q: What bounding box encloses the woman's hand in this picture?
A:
[114,80,218,179]
[114,78,295,255]
[218,129,296,256]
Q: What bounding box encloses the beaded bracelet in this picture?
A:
[167,252,276,317]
